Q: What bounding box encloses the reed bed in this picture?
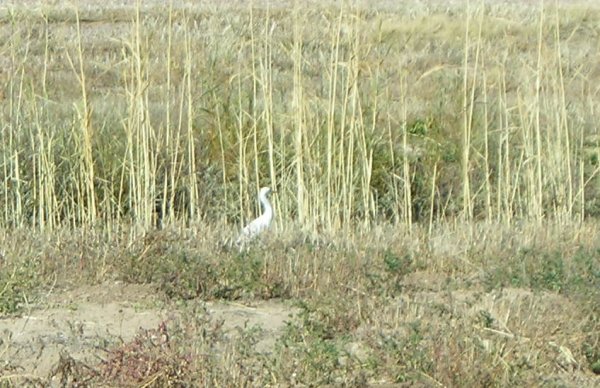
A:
[0,1,599,386]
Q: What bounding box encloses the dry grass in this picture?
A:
[0,0,599,229]
[1,221,598,386]
[0,0,599,386]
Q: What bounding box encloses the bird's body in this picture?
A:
[237,187,273,244]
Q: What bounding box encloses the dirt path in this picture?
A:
[0,283,296,380]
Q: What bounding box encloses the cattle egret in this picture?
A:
[236,187,273,245]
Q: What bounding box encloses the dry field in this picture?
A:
[0,0,599,386]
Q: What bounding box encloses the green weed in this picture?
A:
[0,260,40,314]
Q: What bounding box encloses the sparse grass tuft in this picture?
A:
[0,260,40,314]
[95,321,193,386]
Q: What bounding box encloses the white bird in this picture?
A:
[236,187,274,245]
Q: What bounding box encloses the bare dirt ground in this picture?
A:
[2,277,594,384]
[0,283,296,380]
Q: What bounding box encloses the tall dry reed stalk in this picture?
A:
[0,1,597,235]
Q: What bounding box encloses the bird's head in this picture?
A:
[259,187,272,197]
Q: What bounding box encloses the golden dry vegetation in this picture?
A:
[0,0,599,386]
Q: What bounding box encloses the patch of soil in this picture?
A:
[0,282,296,381]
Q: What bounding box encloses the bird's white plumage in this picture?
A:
[237,187,273,244]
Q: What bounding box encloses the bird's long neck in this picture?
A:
[259,193,273,220]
